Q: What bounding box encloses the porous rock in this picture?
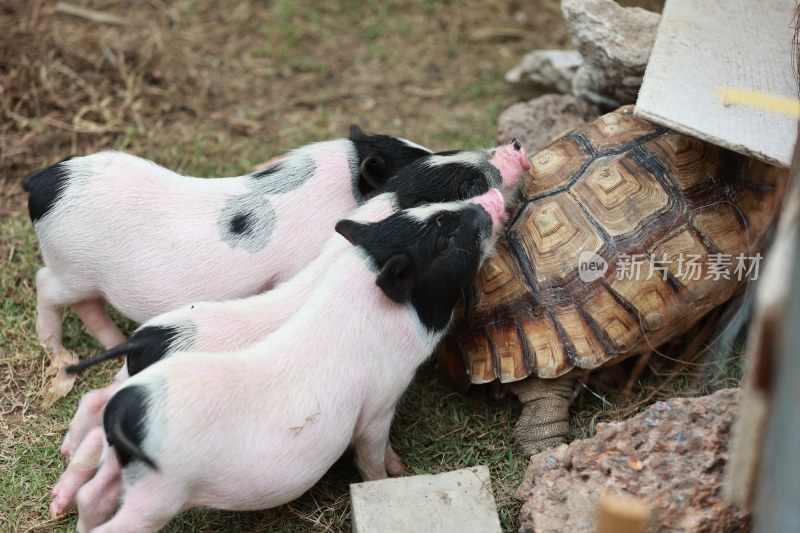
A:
[505,50,584,99]
[516,389,750,533]
[497,94,599,155]
[562,0,661,107]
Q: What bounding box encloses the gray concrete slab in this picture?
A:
[350,465,502,533]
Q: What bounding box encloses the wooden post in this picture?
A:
[723,3,800,515]
[596,493,650,533]
[754,159,800,531]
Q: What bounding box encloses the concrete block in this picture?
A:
[350,466,502,533]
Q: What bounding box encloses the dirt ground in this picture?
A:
[1,0,679,531]
[1,0,663,213]
[3,0,570,214]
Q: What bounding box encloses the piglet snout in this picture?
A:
[490,141,531,192]
[473,188,506,232]
[510,139,531,171]
[513,141,531,171]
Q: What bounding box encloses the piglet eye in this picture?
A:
[460,181,477,197]
[436,233,453,254]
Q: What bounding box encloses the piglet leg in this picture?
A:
[384,442,405,476]
[62,381,124,460]
[354,410,399,481]
[51,427,104,517]
[75,448,122,532]
[88,474,187,533]
[71,298,126,350]
[35,268,69,355]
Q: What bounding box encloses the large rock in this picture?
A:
[496,94,599,155]
[562,0,661,107]
[516,389,750,533]
[505,50,584,99]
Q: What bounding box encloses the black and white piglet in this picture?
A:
[74,189,507,532]
[24,126,431,355]
[54,140,530,473]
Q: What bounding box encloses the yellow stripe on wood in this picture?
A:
[719,87,800,119]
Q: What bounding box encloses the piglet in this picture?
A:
[55,140,530,467]
[24,126,431,356]
[74,189,507,532]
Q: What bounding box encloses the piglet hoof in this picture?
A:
[60,437,76,462]
[50,487,70,518]
[385,449,405,476]
[60,446,72,461]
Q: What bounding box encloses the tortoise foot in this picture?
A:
[511,377,574,457]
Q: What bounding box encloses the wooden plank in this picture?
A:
[635,0,798,167]
[754,176,800,530]
[724,125,799,509]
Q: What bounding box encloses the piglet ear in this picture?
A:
[376,253,413,303]
[335,219,369,246]
[359,156,389,192]
[349,124,366,140]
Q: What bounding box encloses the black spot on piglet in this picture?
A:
[23,156,74,223]
[229,212,252,235]
[65,324,187,376]
[252,160,285,180]
[126,325,185,376]
[104,385,158,470]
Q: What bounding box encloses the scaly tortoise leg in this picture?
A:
[509,376,575,456]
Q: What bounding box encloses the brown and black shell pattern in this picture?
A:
[439,106,787,387]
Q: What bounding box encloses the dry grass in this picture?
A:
[1,0,572,215]
[0,1,740,532]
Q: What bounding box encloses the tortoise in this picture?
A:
[438,106,788,456]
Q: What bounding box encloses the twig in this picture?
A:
[21,514,71,531]
[55,2,131,26]
[576,378,614,408]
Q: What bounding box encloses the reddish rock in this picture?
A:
[516,389,750,533]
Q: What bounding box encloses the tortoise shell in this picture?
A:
[439,106,787,388]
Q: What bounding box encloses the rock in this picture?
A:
[350,466,502,533]
[505,50,584,99]
[562,0,661,108]
[496,94,599,155]
[516,389,750,533]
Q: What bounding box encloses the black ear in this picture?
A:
[335,219,369,246]
[349,124,365,140]
[376,254,413,303]
[359,155,389,192]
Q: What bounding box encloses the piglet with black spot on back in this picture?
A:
[51,139,531,494]
[73,188,508,532]
[23,126,431,357]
